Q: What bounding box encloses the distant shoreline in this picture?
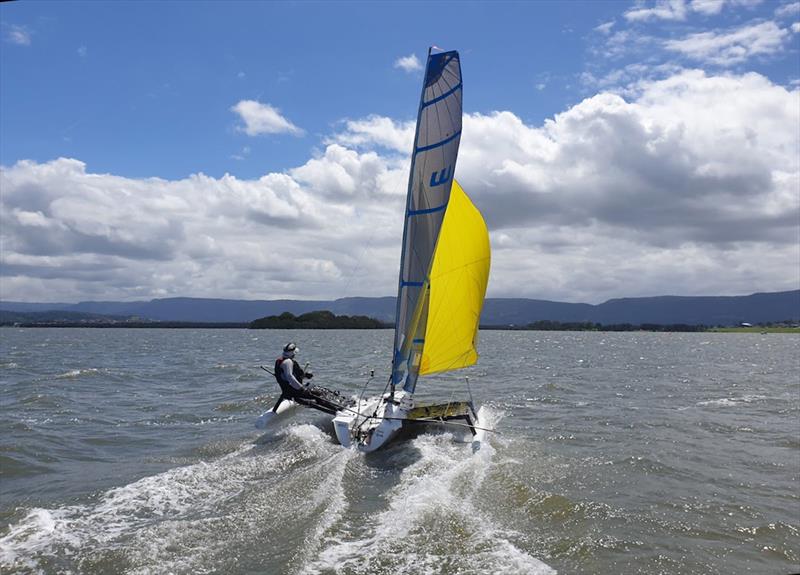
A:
[2,290,797,327]
[3,323,797,333]
[1,322,250,329]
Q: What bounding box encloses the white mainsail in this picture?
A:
[392,48,463,395]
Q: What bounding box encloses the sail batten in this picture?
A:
[416,130,462,153]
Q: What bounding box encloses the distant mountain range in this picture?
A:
[1,290,798,326]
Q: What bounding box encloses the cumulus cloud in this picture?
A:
[394,54,422,73]
[1,70,798,303]
[690,0,727,14]
[626,0,765,21]
[328,70,799,300]
[625,0,689,22]
[475,71,797,239]
[664,21,792,65]
[3,24,31,46]
[595,29,656,60]
[0,151,405,302]
[581,62,684,91]
[692,0,765,15]
[594,21,616,34]
[776,2,800,18]
[230,100,304,136]
[327,116,415,153]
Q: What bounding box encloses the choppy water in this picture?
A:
[0,328,798,574]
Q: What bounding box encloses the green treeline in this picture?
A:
[249,310,388,329]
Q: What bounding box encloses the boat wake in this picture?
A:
[0,423,354,575]
[1,411,550,575]
[302,408,554,575]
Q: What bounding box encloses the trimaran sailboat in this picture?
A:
[257,47,491,452]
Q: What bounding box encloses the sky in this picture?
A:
[1,0,799,304]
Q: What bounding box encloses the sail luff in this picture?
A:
[390,47,431,394]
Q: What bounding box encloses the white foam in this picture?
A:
[117,431,353,575]
[697,394,768,407]
[476,405,503,435]
[290,447,356,572]
[302,414,555,575]
[287,423,329,443]
[55,368,101,379]
[0,441,289,573]
[1,419,355,574]
[1,411,553,575]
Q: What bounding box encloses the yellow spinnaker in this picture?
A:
[419,179,491,375]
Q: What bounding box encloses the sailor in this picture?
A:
[271,342,315,411]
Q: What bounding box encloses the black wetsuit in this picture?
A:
[270,357,353,415]
[272,357,317,411]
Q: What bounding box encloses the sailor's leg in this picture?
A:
[295,389,338,415]
[271,395,287,413]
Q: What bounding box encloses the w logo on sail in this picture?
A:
[429,166,452,187]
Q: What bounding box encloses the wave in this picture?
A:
[0,422,351,575]
[55,368,103,379]
[696,394,769,407]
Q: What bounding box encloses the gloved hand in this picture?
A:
[305,371,314,379]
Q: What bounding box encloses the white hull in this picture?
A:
[254,399,297,429]
[471,406,488,451]
[332,391,490,452]
[333,391,410,452]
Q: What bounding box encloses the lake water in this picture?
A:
[1,328,798,574]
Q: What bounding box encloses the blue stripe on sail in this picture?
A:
[415,130,461,153]
[422,83,462,108]
[400,281,424,287]
[412,338,425,344]
[408,202,447,217]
